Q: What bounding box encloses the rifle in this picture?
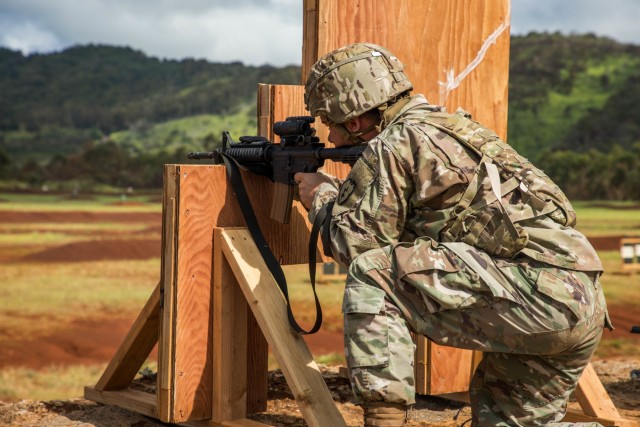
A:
[187,115,364,334]
[188,115,364,223]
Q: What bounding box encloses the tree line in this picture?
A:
[1,34,640,199]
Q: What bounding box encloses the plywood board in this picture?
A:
[301,0,510,396]
[220,228,347,427]
[167,163,322,422]
[427,342,474,395]
[303,0,511,139]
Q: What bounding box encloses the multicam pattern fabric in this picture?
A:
[308,95,609,425]
[310,95,603,272]
[344,241,607,426]
[304,43,413,124]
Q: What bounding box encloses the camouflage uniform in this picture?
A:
[307,95,611,426]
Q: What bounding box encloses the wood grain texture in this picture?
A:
[302,0,511,140]
[84,387,157,419]
[575,363,623,419]
[427,342,474,395]
[170,163,321,422]
[220,229,347,427]
[158,164,178,421]
[212,229,248,422]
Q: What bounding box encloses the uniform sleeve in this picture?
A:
[312,138,414,266]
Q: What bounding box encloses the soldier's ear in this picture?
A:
[344,117,362,132]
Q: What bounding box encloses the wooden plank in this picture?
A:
[158,164,178,421]
[170,163,325,422]
[414,334,429,394]
[575,363,622,419]
[92,283,160,391]
[563,408,638,427]
[220,229,347,427]
[182,419,271,427]
[212,228,248,422]
[303,0,511,140]
[302,0,319,86]
[427,342,474,395]
[246,309,268,414]
[84,386,157,418]
[174,165,316,266]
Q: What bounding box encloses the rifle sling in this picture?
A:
[220,153,322,335]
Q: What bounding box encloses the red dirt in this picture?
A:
[0,304,637,373]
[21,239,161,262]
[0,211,161,224]
[1,210,638,373]
[0,318,157,371]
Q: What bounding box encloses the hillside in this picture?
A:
[0,34,639,199]
[508,32,640,160]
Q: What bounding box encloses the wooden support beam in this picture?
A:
[563,408,638,427]
[219,228,347,427]
[84,387,157,419]
[212,229,248,422]
[575,363,623,419]
[94,283,160,391]
[182,418,270,427]
[158,164,178,421]
[427,342,474,395]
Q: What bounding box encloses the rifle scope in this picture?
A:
[273,116,315,137]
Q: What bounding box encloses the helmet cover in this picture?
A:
[304,43,413,124]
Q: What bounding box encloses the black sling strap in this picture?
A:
[220,153,322,335]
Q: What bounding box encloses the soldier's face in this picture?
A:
[320,116,353,147]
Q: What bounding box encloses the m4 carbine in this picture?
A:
[188,116,364,223]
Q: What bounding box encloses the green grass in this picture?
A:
[573,201,640,237]
[0,192,161,213]
[0,260,159,336]
[596,251,640,306]
[0,365,106,401]
[0,360,157,402]
[109,106,257,154]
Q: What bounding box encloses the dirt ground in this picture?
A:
[0,359,639,426]
[1,210,639,426]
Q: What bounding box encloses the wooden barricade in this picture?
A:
[84,1,637,426]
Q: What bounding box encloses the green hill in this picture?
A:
[1,34,639,198]
[507,32,640,162]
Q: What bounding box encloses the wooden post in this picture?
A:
[219,228,347,427]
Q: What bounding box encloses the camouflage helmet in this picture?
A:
[304,43,413,124]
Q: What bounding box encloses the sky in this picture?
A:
[0,0,639,66]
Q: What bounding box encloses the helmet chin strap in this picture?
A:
[338,122,380,144]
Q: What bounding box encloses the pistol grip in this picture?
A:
[271,181,294,224]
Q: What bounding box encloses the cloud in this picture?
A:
[1,0,639,66]
[0,0,303,65]
[511,0,640,45]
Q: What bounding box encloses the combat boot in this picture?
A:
[362,401,408,427]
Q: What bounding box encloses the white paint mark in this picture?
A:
[438,0,512,105]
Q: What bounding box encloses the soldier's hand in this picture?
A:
[294,172,335,209]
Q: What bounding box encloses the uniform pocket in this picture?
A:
[535,269,591,321]
[342,285,389,368]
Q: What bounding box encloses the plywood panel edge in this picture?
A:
[159,164,179,421]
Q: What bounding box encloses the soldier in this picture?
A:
[295,43,612,427]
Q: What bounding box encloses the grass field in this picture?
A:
[0,192,638,401]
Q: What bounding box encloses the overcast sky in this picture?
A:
[1,0,639,66]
